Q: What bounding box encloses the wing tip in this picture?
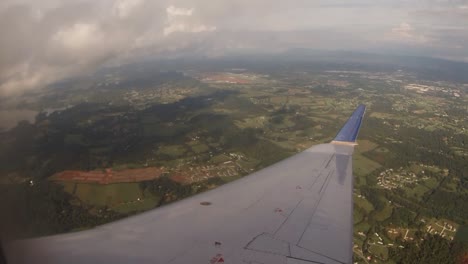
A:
[331,104,366,145]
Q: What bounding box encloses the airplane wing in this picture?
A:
[5,105,366,264]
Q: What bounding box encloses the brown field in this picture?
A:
[50,167,165,184]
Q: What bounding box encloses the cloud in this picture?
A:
[0,0,467,97]
[52,23,101,51]
[0,1,164,97]
[166,5,193,16]
[386,22,430,44]
[392,22,414,38]
[112,0,142,18]
[164,5,215,36]
[0,0,226,97]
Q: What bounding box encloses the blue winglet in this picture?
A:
[332,104,366,145]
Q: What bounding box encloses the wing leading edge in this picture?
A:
[6,105,366,264]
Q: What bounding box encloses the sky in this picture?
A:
[0,0,467,97]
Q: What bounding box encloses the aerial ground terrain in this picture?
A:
[0,54,467,263]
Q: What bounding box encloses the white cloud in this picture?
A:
[0,1,165,97]
[0,63,65,97]
[166,5,193,16]
[392,22,414,38]
[163,22,216,36]
[386,22,430,44]
[112,0,143,18]
[52,23,101,51]
[163,5,216,36]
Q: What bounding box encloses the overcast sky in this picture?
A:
[1,0,467,97]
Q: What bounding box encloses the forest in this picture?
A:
[389,235,467,264]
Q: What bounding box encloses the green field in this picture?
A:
[210,154,231,164]
[234,116,267,129]
[353,153,382,177]
[76,183,141,205]
[190,142,210,153]
[455,225,468,244]
[60,182,160,213]
[403,177,439,200]
[112,195,160,213]
[157,145,188,158]
[354,195,374,213]
[404,185,430,200]
[356,140,379,153]
[354,209,364,223]
[374,202,393,221]
[368,244,389,260]
[355,221,371,234]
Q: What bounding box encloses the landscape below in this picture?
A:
[0,56,467,263]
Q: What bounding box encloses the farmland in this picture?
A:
[1,57,467,262]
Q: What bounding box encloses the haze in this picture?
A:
[1,0,467,96]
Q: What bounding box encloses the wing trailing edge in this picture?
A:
[331,104,366,145]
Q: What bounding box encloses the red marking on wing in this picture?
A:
[210,254,223,264]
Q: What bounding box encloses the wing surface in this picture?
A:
[6,105,366,264]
